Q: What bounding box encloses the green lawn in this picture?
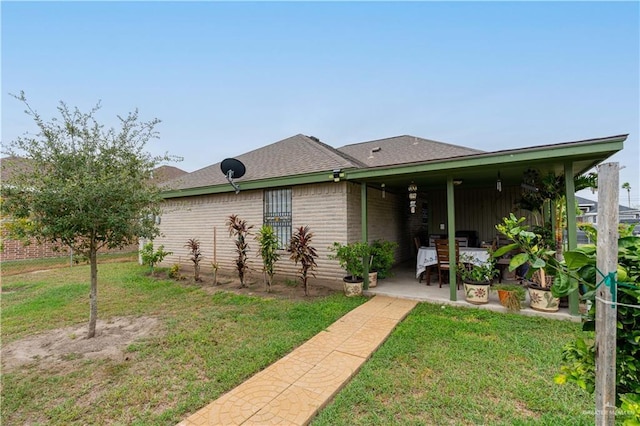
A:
[2,261,595,425]
[313,303,594,425]
[1,262,366,425]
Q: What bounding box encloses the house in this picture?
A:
[577,195,640,225]
[157,133,627,297]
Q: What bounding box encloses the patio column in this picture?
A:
[564,162,579,315]
[446,176,457,301]
[361,183,369,290]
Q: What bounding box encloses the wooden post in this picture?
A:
[595,162,619,425]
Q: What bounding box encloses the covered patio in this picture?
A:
[363,262,579,322]
[349,134,627,316]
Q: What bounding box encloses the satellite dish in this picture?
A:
[220,158,246,194]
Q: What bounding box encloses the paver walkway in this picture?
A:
[177,295,417,426]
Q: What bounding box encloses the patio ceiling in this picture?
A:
[346,134,627,193]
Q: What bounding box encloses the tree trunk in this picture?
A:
[88,247,98,338]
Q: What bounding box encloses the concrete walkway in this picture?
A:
[177,296,417,426]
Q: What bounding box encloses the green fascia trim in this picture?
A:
[161,169,356,199]
[344,139,625,180]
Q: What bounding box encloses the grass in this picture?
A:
[1,250,137,276]
[1,262,366,425]
[312,303,594,425]
[2,260,596,425]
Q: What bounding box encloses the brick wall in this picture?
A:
[1,232,138,262]
[156,181,412,282]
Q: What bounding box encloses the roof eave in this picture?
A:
[161,168,357,199]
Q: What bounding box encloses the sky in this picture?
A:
[2,1,639,206]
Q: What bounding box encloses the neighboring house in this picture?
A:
[577,195,640,225]
[0,156,185,262]
[157,133,627,285]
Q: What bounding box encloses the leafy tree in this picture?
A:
[622,182,631,208]
[255,225,280,292]
[1,93,172,338]
[226,214,253,287]
[289,225,318,296]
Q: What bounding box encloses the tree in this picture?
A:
[1,92,172,338]
[622,182,631,208]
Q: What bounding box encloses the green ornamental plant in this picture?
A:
[553,226,640,423]
[256,225,280,292]
[328,241,369,282]
[494,213,558,288]
[370,239,398,279]
[457,253,498,284]
[139,241,172,274]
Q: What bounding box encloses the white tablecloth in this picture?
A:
[416,247,491,278]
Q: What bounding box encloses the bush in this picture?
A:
[139,242,172,273]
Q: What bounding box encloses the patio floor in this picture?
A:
[364,262,580,322]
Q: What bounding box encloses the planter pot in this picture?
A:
[343,276,363,297]
[463,281,490,304]
[527,283,559,312]
[496,289,523,311]
[368,271,378,288]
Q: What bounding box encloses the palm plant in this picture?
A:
[289,225,318,296]
[227,214,253,288]
[622,182,631,207]
[256,225,280,292]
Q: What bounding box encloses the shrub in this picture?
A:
[184,238,203,282]
[227,215,253,288]
[289,226,318,296]
[139,241,172,274]
[256,225,280,292]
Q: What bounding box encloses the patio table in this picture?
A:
[416,246,491,279]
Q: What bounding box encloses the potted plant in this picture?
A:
[328,241,369,296]
[457,254,498,304]
[495,213,560,312]
[370,239,398,280]
[492,283,526,311]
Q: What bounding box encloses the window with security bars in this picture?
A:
[263,188,292,249]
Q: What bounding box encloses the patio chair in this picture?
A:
[494,234,516,283]
[434,239,461,289]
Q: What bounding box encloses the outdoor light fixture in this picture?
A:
[332,169,342,182]
[496,172,502,192]
[381,183,386,199]
[408,181,418,213]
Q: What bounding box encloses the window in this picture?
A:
[264,188,292,249]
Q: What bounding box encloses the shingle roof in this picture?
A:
[336,135,484,167]
[1,156,34,182]
[151,165,187,184]
[165,134,364,190]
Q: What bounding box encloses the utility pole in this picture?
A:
[595,162,619,425]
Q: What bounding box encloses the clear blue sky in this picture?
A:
[2,1,639,206]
